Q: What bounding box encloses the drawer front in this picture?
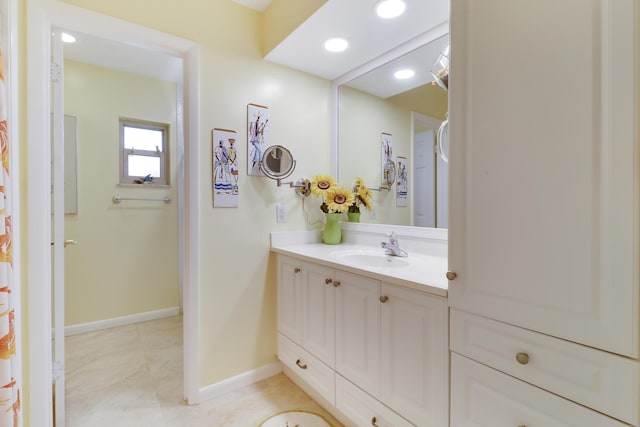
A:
[278,333,335,405]
[450,309,640,426]
[451,353,630,427]
[336,374,415,427]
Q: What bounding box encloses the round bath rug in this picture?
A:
[259,409,334,427]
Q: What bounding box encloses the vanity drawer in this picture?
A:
[451,353,630,427]
[278,333,335,405]
[336,374,415,427]
[450,309,640,426]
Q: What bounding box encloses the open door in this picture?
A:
[51,29,66,427]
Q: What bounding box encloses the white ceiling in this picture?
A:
[61,30,183,83]
[265,0,449,82]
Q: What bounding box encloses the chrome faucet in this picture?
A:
[380,232,408,257]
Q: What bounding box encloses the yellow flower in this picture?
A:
[354,177,374,211]
[325,186,355,213]
[357,186,374,211]
[310,174,337,198]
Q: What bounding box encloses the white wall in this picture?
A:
[63,60,180,325]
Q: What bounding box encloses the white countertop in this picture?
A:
[271,242,448,297]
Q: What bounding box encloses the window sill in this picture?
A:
[118,183,171,188]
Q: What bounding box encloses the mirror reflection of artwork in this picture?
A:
[396,156,408,207]
[381,132,393,186]
[247,103,270,176]
[212,128,239,208]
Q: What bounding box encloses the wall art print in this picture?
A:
[396,156,408,207]
[212,128,239,208]
[381,132,393,186]
[247,103,270,176]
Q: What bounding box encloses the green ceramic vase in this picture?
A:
[322,213,342,245]
[347,212,361,223]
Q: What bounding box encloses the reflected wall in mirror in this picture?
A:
[338,34,449,228]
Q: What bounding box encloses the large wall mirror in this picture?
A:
[336,33,449,229]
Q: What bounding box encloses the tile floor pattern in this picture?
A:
[65,315,343,427]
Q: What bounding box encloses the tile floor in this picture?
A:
[64,315,343,427]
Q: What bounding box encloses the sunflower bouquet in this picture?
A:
[348,177,374,213]
[310,174,355,214]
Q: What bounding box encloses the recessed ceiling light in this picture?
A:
[62,33,76,43]
[394,69,415,80]
[324,38,349,53]
[376,0,406,19]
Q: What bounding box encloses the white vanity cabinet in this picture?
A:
[276,254,448,427]
[448,0,640,425]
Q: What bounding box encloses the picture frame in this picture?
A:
[212,128,239,207]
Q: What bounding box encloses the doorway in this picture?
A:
[27,2,201,426]
[412,112,447,228]
[53,28,183,425]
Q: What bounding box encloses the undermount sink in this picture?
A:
[331,250,410,268]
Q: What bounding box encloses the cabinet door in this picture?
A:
[335,270,381,396]
[380,285,448,427]
[277,256,303,345]
[301,262,335,367]
[448,0,639,357]
[450,353,629,427]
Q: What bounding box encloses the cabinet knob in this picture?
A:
[295,359,308,370]
[333,281,341,287]
[371,417,379,427]
[294,267,301,273]
[379,295,389,303]
[446,271,457,280]
[516,352,530,365]
[324,278,332,285]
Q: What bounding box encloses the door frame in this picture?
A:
[26,1,201,425]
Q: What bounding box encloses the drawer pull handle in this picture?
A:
[295,359,308,370]
[294,267,301,273]
[371,416,379,427]
[333,281,341,287]
[516,352,530,365]
[446,271,457,280]
[379,295,389,303]
[325,278,332,285]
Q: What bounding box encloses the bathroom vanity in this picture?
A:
[271,228,449,427]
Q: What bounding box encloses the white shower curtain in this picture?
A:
[0,48,20,427]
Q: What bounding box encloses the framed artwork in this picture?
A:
[381,132,393,186]
[212,128,239,208]
[396,156,408,207]
[247,103,270,176]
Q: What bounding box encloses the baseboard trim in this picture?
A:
[64,306,181,336]
[198,361,283,403]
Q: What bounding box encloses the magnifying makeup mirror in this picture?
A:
[259,145,310,197]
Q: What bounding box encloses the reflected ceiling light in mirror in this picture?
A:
[61,32,76,43]
[394,69,415,80]
[375,0,406,19]
[324,38,349,53]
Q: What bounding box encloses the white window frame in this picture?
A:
[119,118,170,186]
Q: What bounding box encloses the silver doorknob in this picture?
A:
[51,240,77,248]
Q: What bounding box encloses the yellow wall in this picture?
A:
[63,60,179,325]
[261,0,326,56]
[339,85,412,226]
[53,0,332,388]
